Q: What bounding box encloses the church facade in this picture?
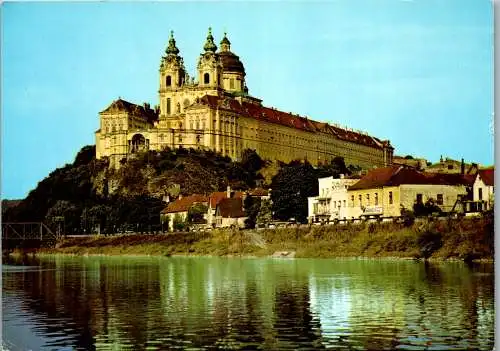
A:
[95,29,394,168]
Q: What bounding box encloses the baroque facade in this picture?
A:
[96,29,394,168]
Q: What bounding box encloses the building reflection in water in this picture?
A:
[2,256,495,350]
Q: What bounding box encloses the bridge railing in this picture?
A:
[1,222,58,242]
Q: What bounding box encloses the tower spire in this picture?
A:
[220,31,231,52]
[166,30,180,56]
[203,27,217,53]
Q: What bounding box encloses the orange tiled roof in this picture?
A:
[161,194,208,214]
[195,95,389,150]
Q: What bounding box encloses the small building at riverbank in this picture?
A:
[160,194,208,231]
[307,175,360,223]
[471,168,494,212]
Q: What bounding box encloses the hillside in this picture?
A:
[2,146,266,234]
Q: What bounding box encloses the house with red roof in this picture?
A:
[160,194,208,231]
[472,168,494,211]
[214,197,247,228]
[206,186,270,228]
[346,166,472,218]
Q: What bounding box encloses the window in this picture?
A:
[416,194,423,204]
[374,193,379,206]
[437,194,443,205]
[166,98,171,115]
[204,73,210,84]
[230,78,235,89]
[343,200,346,207]
[366,194,370,205]
[389,191,393,205]
[359,195,362,207]
[166,75,172,87]
[479,188,483,200]
[447,164,453,170]
[351,195,355,207]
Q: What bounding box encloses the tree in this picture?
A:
[244,196,261,229]
[271,161,318,223]
[317,156,352,178]
[187,203,208,224]
[173,213,186,231]
[73,145,96,166]
[241,149,266,173]
[404,155,414,160]
[256,199,273,225]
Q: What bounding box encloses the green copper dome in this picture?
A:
[203,27,217,53]
[166,30,180,56]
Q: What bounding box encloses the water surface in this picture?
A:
[2,256,494,350]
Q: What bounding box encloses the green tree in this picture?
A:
[173,213,186,231]
[271,161,318,223]
[187,203,208,224]
[317,156,352,178]
[256,198,273,225]
[241,149,266,173]
[244,196,262,229]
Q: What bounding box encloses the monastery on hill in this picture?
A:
[95,28,394,168]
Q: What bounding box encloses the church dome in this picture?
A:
[219,51,245,74]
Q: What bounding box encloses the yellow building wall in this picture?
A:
[347,186,400,218]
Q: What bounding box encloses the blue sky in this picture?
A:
[1,1,493,199]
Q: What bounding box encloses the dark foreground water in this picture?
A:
[1,256,494,350]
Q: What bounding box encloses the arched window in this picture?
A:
[166,76,172,87]
[204,73,210,84]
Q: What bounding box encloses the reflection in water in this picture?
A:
[2,257,494,350]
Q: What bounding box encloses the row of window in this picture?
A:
[351,192,388,207]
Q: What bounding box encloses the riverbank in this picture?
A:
[26,216,493,262]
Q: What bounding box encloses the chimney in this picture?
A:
[226,185,231,198]
[461,158,465,175]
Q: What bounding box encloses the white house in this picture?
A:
[307,175,360,223]
[472,169,494,211]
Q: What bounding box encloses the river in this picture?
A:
[1,256,494,350]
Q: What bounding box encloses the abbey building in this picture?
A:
[95,29,394,168]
